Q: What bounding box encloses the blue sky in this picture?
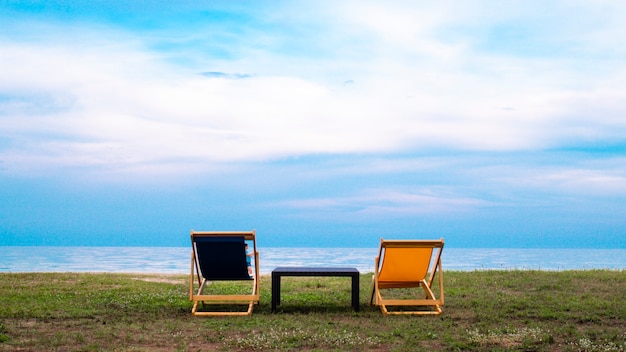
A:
[1,1,625,248]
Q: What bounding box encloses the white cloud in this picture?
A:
[528,167,626,197]
[277,188,488,219]
[2,1,626,178]
[482,156,626,198]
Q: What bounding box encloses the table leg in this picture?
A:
[351,273,360,311]
[271,273,280,312]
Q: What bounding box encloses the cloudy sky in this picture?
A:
[1,1,625,248]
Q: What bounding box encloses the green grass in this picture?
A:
[0,270,624,351]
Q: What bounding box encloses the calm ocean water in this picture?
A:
[1,247,624,274]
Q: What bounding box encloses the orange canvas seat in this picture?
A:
[370,238,444,315]
[189,230,260,316]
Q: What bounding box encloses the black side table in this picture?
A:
[271,266,360,312]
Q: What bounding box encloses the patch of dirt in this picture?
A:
[132,275,185,285]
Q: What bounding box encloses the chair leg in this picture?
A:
[369,275,376,305]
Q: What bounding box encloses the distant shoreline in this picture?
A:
[2,247,625,274]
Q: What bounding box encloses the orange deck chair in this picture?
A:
[189,230,260,316]
[370,238,444,315]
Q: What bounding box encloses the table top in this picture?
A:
[272,266,359,274]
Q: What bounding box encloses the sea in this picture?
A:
[1,247,625,274]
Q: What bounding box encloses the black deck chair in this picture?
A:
[189,230,260,316]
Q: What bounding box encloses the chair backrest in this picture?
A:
[377,239,443,283]
[193,236,250,280]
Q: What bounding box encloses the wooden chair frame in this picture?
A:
[370,238,444,315]
[189,230,260,316]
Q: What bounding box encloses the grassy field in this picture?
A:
[0,270,624,351]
